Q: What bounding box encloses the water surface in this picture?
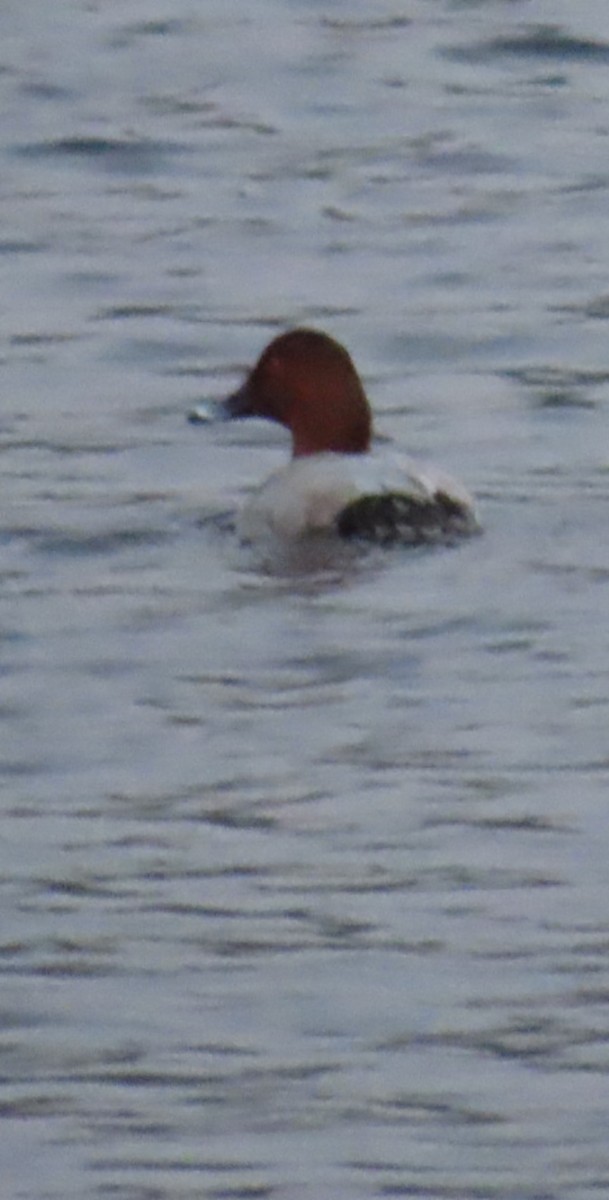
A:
[2,2,609,1197]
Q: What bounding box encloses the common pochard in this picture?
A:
[192,328,479,544]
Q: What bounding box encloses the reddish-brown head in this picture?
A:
[223,328,372,457]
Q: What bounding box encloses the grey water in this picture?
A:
[2,1,609,1197]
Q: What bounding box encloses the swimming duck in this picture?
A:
[192,328,479,544]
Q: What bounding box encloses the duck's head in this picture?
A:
[221,328,372,457]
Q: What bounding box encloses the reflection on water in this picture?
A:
[2,1,609,1197]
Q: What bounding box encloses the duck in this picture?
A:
[192,328,479,545]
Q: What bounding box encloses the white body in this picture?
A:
[238,450,477,541]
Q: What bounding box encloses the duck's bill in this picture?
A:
[188,383,252,425]
[187,401,216,424]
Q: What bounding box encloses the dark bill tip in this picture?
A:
[187,382,252,426]
[187,403,214,424]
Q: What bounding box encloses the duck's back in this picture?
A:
[238,450,479,544]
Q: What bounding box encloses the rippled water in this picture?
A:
[3,2,609,1197]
